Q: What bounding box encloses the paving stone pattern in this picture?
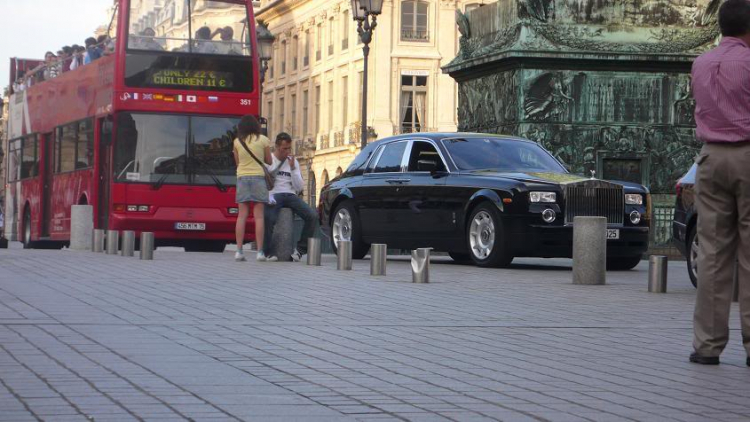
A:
[0,244,749,421]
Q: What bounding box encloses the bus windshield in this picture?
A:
[114,113,238,186]
[125,0,253,92]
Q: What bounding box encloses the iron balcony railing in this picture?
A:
[564,181,624,226]
[401,29,429,42]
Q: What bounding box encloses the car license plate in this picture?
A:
[175,222,206,231]
[606,229,619,240]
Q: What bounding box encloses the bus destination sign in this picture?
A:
[149,70,234,89]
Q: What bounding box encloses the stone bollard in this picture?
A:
[307,238,321,266]
[648,255,668,293]
[411,248,431,283]
[572,216,607,285]
[270,208,295,261]
[70,205,93,251]
[121,231,135,257]
[337,240,352,270]
[370,244,387,276]
[106,230,119,255]
[92,229,105,253]
[140,232,154,260]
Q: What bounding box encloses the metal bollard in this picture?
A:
[572,216,607,285]
[411,248,431,283]
[337,240,352,270]
[370,244,387,276]
[106,230,119,255]
[307,238,322,266]
[648,255,668,293]
[92,229,105,253]
[121,231,135,257]
[140,232,154,260]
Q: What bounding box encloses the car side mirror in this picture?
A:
[417,159,438,172]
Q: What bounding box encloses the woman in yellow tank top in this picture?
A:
[233,115,272,262]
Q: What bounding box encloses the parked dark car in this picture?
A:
[319,133,650,269]
[672,164,698,287]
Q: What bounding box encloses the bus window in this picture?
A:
[191,116,239,186]
[21,135,39,179]
[125,0,253,92]
[76,119,94,169]
[115,113,189,184]
[58,124,77,173]
[8,139,22,181]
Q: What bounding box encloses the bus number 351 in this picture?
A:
[240,99,252,106]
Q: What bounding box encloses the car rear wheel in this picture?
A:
[331,200,369,259]
[606,255,642,271]
[467,202,513,268]
[687,225,698,288]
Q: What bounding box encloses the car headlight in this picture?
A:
[625,194,643,205]
[530,191,556,203]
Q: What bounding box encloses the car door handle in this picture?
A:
[385,178,410,184]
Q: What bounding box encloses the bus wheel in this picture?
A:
[22,209,33,249]
[184,241,226,253]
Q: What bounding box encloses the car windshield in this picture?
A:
[114,113,238,186]
[442,137,566,173]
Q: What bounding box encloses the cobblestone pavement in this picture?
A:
[1,243,748,422]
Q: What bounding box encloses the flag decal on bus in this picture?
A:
[208,96,219,102]
[187,95,197,103]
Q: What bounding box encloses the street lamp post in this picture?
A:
[351,0,383,149]
[256,22,275,120]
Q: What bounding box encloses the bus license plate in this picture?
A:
[606,229,619,240]
[175,222,206,231]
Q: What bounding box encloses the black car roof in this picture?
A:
[371,132,537,146]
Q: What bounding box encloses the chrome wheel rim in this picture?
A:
[332,208,353,249]
[690,233,698,280]
[469,211,495,260]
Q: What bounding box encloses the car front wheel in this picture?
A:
[466,202,512,268]
[687,225,698,288]
[331,200,369,259]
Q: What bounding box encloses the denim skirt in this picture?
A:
[236,176,268,203]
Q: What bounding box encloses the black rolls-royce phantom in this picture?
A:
[319,133,650,269]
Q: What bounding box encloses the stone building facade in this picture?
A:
[257,0,480,206]
[442,0,720,195]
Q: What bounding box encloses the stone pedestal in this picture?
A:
[572,217,606,285]
[270,208,295,261]
[70,205,93,251]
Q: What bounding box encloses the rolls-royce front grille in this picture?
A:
[564,183,624,225]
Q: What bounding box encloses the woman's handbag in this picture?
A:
[238,136,275,190]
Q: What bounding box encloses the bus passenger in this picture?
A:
[69,45,85,70]
[43,52,60,80]
[84,38,101,64]
[213,26,240,54]
[233,115,273,262]
[131,28,162,51]
[195,26,219,54]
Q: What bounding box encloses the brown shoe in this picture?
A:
[689,352,720,365]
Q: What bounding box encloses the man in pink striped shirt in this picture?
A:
[690,0,750,367]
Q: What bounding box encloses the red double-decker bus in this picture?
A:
[4,0,260,252]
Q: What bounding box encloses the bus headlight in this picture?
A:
[228,207,239,215]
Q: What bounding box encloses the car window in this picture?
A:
[442,137,565,173]
[373,142,407,173]
[407,141,446,172]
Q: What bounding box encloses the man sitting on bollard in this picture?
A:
[262,132,319,262]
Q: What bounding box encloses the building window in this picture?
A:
[314,85,321,135]
[400,75,427,133]
[342,10,349,50]
[304,30,311,67]
[292,36,298,71]
[279,97,285,134]
[342,76,348,126]
[281,40,287,75]
[268,101,273,132]
[290,93,297,138]
[268,46,274,79]
[302,89,309,136]
[401,1,429,42]
[328,81,334,131]
[357,71,364,122]
[316,24,322,61]
[328,17,335,56]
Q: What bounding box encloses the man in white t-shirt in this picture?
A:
[262,132,319,261]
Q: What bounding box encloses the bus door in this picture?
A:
[41,133,54,237]
[97,118,112,229]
